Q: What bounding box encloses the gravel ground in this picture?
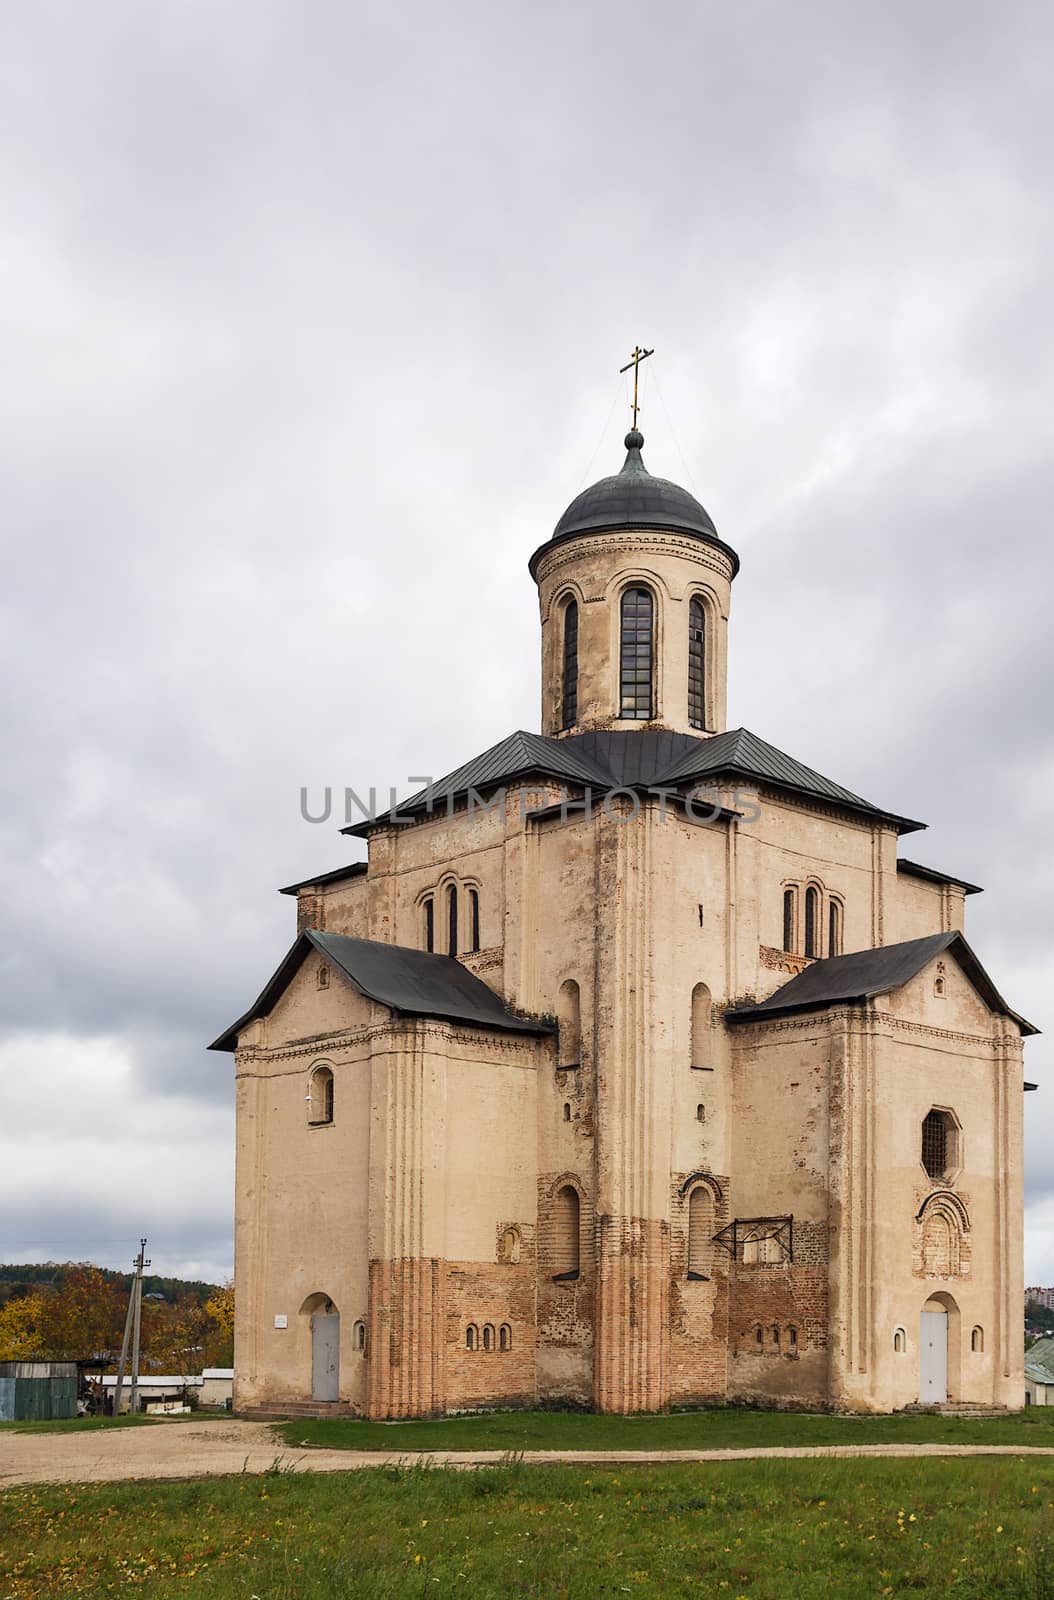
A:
[3,1419,1054,1488]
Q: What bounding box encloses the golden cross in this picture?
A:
[619,345,654,430]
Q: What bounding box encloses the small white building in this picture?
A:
[1023,1356,1049,1408]
[102,1369,233,1413]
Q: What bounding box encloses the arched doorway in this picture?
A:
[919,1294,957,1405]
[300,1293,340,1402]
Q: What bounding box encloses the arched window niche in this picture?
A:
[552,1183,581,1281]
[482,1324,495,1352]
[423,895,435,953]
[561,596,579,731]
[499,1324,512,1351]
[468,887,480,953]
[894,1327,907,1354]
[783,887,797,954]
[557,979,582,1069]
[687,1184,713,1280]
[804,886,820,959]
[308,1064,334,1126]
[447,883,458,956]
[619,586,654,720]
[688,595,707,730]
[690,983,712,1070]
[828,897,843,957]
[465,1324,478,1351]
[971,1325,984,1353]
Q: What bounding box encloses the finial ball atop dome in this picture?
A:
[624,429,644,450]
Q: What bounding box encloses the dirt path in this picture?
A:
[3,1420,1054,1488]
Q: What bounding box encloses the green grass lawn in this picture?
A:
[1,1459,1052,1598]
[0,1411,229,1434]
[274,1406,1054,1454]
[0,1414,161,1434]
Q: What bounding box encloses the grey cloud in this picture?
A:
[1,0,1051,1278]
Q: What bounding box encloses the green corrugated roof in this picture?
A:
[1025,1339,1054,1379]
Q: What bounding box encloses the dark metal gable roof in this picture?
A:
[343,729,611,836]
[656,727,925,834]
[344,724,925,837]
[726,931,1038,1035]
[279,862,368,897]
[561,729,704,789]
[897,859,983,896]
[208,930,554,1051]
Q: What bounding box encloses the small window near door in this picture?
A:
[353,1319,365,1352]
[971,1325,984,1353]
[893,1327,906,1354]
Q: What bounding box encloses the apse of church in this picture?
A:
[213,365,1034,1417]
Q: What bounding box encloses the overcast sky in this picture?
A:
[1,1,1051,1289]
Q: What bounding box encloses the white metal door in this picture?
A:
[311,1312,340,1402]
[919,1309,947,1404]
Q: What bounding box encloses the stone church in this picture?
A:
[212,422,1035,1417]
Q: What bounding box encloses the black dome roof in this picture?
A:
[529,432,738,578]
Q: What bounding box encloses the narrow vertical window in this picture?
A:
[557,979,582,1068]
[804,886,819,958]
[499,1324,511,1351]
[619,587,654,720]
[424,896,434,953]
[688,596,706,730]
[553,1185,581,1279]
[828,899,842,957]
[447,884,458,956]
[561,598,579,730]
[308,1066,334,1126]
[469,888,480,952]
[687,1186,712,1279]
[782,888,796,953]
[691,983,711,1069]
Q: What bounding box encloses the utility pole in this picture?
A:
[129,1239,149,1416]
[111,1240,149,1417]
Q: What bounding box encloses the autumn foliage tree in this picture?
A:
[0,1263,234,1370]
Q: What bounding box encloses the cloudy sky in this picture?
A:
[1,1,1051,1288]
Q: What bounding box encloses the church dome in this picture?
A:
[529,431,738,577]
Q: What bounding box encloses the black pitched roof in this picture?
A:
[726,931,1038,1035]
[657,727,924,833]
[897,859,983,896]
[208,930,554,1052]
[343,724,922,837]
[279,862,368,896]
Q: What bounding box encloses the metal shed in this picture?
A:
[0,1361,77,1422]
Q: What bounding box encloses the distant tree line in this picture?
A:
[0,1262,233,1370]
[0,1262,218,1309]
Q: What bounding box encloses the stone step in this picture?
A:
[902,1403,1012,1416]
[239,1401,359,1421]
